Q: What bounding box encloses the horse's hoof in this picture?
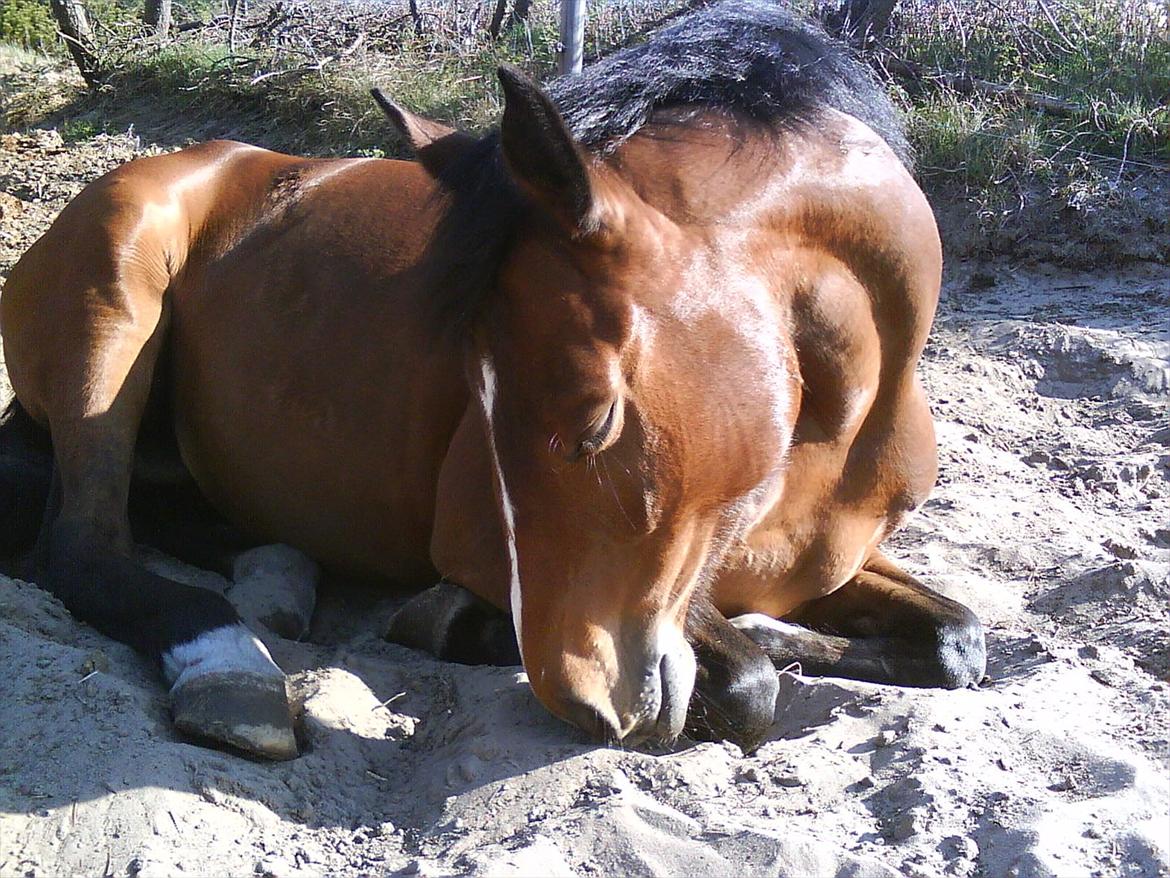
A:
[171,671,299,760]
[229,544,319,641]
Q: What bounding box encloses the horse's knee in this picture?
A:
[932,602,987,689]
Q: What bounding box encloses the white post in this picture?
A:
[558,0,586,76]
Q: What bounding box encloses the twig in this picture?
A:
[372,691,406,710]
[883,56,1084,118]
[1035,0,1080,55]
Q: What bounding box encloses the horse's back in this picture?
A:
[1,141,302,425]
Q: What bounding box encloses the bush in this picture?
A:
[0,0,58,52]
[885,0,1170,192]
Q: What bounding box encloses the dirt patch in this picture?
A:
[0,108,1168,877]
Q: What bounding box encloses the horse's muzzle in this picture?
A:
[560,625,697,746]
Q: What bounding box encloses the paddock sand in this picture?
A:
[0,130,1168,878]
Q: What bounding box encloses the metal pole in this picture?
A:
[558,0,586,75]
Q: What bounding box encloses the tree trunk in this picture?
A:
[48,0,100,86]
[228,0,245,51]
[144,0,172,39]
[828,0,898,49]
[489,0,508,38]
[506,0,531,32]
[490,0,532,39]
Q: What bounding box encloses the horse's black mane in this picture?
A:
[552,0,909,162]
[427,0,910,324]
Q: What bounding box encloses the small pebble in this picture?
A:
[736,766,764,784]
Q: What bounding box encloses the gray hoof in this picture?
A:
[171,670,299,760]
[229,544,319,640]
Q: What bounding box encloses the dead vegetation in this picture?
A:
[0,0,1167,261]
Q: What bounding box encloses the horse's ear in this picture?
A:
[370,88,476,177]
[497,65,598,234]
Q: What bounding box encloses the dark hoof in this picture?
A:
[386,581,520,667]
[686,632,779,754]
[172,671,299,760]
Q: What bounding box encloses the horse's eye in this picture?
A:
[577,400,618,458]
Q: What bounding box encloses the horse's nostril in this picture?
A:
[561,697,621,744]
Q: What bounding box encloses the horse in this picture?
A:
[0,0,986,761]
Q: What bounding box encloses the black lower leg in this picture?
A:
[43,517,242,660]
[684,596,778,753]
[739,555,986,689]
[385,581,521,667]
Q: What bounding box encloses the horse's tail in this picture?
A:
[0,396,53,564]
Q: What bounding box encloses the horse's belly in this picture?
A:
[167,220,466,583]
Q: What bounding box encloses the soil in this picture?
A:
[0,55,1167,878]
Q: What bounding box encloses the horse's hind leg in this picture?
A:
[11,270,298,759]
[732,552,986,689]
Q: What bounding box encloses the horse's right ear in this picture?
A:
[496,65,599,235]
[370,88,476,177]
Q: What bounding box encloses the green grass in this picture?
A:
[93,33,550,155]
[63,0,680,155]
[2,0,1166,213]
[885,0,1169,203]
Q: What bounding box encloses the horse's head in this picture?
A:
[384,69,797,744]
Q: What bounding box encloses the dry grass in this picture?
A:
[2,0,1166,224]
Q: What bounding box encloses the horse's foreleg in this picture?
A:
[388,581,778,751]
[385,581,521,667]
[732,552,986,689]
[684,595,778,753]
[29,293,297,759]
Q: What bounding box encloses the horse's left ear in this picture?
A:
[497,66,599,234]
[371,88,476,178]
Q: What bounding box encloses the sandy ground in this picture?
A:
[0,117,1168,878]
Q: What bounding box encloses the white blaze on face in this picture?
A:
[478,354,525,663]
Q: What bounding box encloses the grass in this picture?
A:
[2,0,672,156]
[883,0,1169,212]
[1,0,1166,218]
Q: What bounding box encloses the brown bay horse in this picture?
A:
[0,1,985,760]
